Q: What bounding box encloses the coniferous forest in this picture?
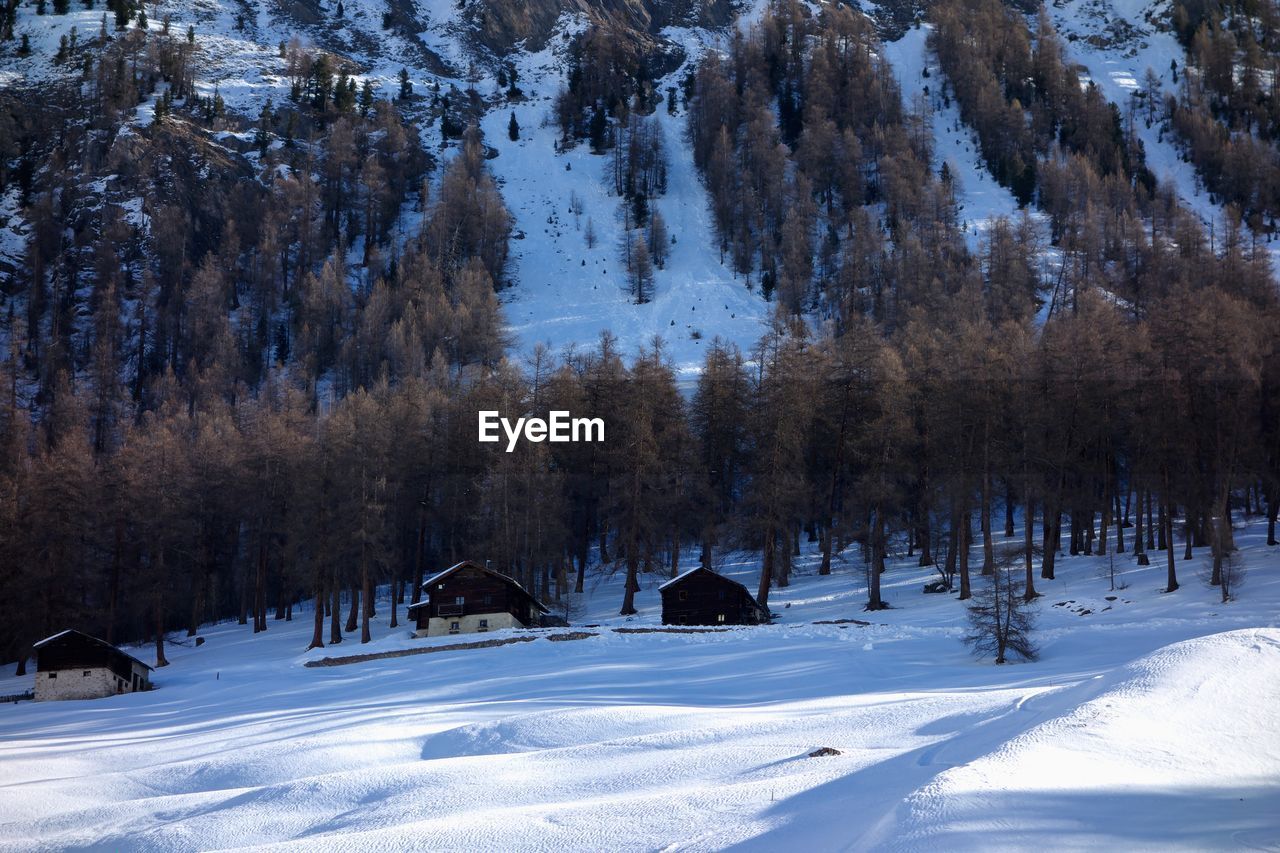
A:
[0,0,1278,677]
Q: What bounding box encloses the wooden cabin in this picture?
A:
[407,561,551,637]
[659,566,768,626]
[33,630,152,701]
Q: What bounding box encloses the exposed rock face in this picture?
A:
[468,0,736,56]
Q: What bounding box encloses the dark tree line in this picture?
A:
[0,0,1277,677]
[4,278,1276,666]
[0,20,514,667]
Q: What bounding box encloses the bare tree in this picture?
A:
[965,552,1038,664]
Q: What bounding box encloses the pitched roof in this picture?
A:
[419,560,550,613]
[33,629,154,671]
[658,566,766,611]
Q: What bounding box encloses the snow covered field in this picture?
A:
[1,520,1278,851]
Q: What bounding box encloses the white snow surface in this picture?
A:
[881,23,1029,249]
[1,519,1278,850]
[482,27,771,377]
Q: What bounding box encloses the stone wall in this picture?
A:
[418,611,521,638]
[35,667,120,702]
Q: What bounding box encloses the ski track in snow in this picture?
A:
[0,520,1278,851]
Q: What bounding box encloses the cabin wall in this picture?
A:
[428,571,523,620]
[661,573,761,626]
[418,611,521,638]
[35,667,119,701]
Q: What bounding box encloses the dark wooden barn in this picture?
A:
[407,560,551,637]
[33,630,153,701]
[659,567,768,626]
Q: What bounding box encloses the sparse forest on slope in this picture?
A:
[0,0,1277,673]
[1163,0,1280,232]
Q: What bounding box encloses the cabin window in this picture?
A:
[718,590,726,600]
[438,584,445,590]
[48,672,56,679]
[83,670,91,677]
[455,596,465,605]
[678,590,688,601]
[449,621,460,633]
[478,619,489,631]
[717,614,726,623]
[483,595,492,606]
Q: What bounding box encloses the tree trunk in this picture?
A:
[1099,491,1111,555]
[1004,485,1015,537]
[620,543,640,616]
[918,501,933,567]
[307,580,325,650]
[345,582,359,633]
[1041,504,1058,580]
[1114,487,1125,553]
[329,570,343,644]
[361,552,372,644]
[1024,494,1037,600]
[867,507,885,610]
[1134,485,1149,566]
[1157,500,1167,550]
[1183,512,1194,561]
[238,557,249,627]
[1164,499,1178,592]
[945,505,959,586]
[778,527,792,588]
[153,562,169,668]
[757,524,775,611]
[958,506,972,601]
[389,562,399,630]
[106,519,123,644]
[411,510,426,604]
[253,539,268,633]
[1146,490,1157,550]
[980,467,994,575]
[1268,483,1279,545]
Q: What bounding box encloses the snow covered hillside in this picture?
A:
[1,520,1277,850]
[1046,0,1280,275]
[479,27,771,377]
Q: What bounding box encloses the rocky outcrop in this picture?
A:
[468,0,736,56]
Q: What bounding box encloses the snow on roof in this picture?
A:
[32,629,77,647]
[419,561,549,613]
[657,566,766,611]
[421,561,473,589]
[33,629,154,670]
[658,566,710,591]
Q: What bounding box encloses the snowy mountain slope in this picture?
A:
[479,23,772,376]
[3,0,1272,370]
[1046,0,1280,274]
[881,23,1032,249]
[0,0,772,374]
[1,519,1277,850]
